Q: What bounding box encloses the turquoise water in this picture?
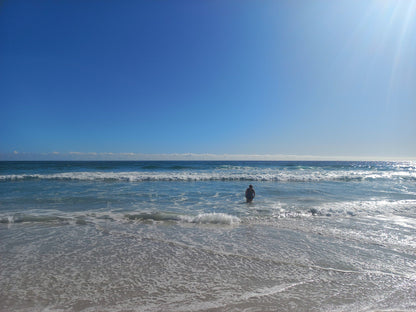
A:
[1,161,415,311]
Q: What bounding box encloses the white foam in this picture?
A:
[1,169,415,182]
[240,281,310,300]
[181,213,240,225]
[0,210,240,227]
[367,214,416,229]
[316,199,416,217]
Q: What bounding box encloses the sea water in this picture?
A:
[0,161,415,312]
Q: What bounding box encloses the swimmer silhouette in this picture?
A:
[245,185,255,203]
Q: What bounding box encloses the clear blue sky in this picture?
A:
[1,0,415,160]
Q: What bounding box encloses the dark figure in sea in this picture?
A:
[245,185,255,203]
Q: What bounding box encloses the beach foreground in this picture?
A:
[1,161,415,311]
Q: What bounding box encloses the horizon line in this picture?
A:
[1,152,415,162]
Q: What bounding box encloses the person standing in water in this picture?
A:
[245,185,255,203]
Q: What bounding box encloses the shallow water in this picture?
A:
[1,161,415,311]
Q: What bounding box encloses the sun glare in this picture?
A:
[359,0,416,102]
[389,0,416,76]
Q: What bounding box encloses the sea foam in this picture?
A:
[126,212,240,225]
[1,169,415,182]
[181,213,240,225]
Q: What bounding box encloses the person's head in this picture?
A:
[249,185,253,188]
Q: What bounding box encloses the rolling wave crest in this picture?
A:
[1,170,415,182]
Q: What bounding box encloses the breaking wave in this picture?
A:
[127,212,240,225]
[1,212,240,226]
[1,170,415,182]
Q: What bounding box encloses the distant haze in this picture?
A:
[1,152,415,162]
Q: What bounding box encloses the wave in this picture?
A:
[1,211,240,226]
[2,199,415,227]
[0,213,73,224]
[127,212,240,225]
[316,199,416,218]
[1,170,416,182]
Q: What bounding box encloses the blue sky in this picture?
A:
[1,0,415,160]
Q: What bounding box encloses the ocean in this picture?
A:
[1,160,415,312]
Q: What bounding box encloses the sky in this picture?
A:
[1,0,415,160]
